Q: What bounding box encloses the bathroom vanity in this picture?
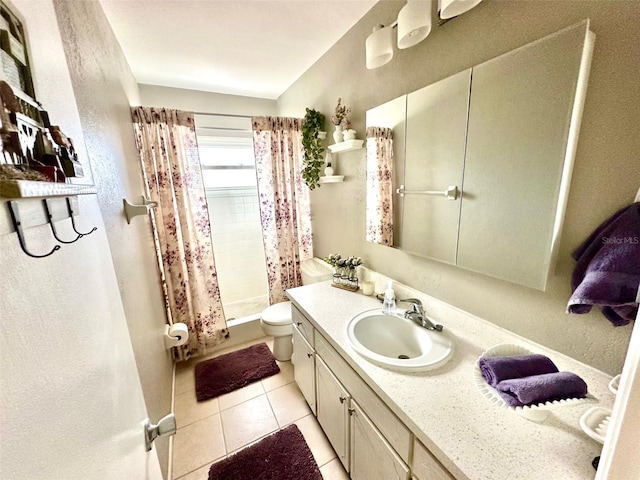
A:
[288,281,614,479]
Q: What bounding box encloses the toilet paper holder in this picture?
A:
[164,323,189,349]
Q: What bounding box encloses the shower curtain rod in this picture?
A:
[197,126,252,132]
[193,112,253,119]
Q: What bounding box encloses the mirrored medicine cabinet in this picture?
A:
[366,20,595,291]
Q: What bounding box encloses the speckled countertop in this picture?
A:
[287,280,615,480]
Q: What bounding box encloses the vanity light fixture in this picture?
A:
[366,24,395,69]
[397,0,432,49]
[439,0,483,20]
[366,0,483,69]
[366,0,432,69]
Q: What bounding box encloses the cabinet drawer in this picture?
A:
[315,334,411,463]
[292,305,315,345]
[412,438,454,480]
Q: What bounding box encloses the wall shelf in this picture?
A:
[319,175,344,184]
[328,139,364,154]
[0,180,97,198]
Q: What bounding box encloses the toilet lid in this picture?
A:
[261,301,292,326]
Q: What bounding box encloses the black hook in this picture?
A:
[66,197,97,236]
[44,199,82,243]
[8,201,61,258]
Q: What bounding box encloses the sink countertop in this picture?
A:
[287,281,615,480]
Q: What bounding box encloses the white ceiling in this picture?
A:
[100,0,378,100]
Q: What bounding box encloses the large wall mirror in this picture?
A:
[366,20,595,290]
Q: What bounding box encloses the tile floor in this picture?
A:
[172,336,349,480]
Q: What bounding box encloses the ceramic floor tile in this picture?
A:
[218,381,265,411]
[174,463,210,480]
[320,458,350,480]
[175,388,219,429]
[220,395,279,453]
[243,336,273,350]
[261,359,294,392]
[267,382,311,427]
[295,414,337,468]
[172,414,225,479]
[175,365,195,396]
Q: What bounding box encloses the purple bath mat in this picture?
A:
[208,424,322,480]
[195,343,280,401]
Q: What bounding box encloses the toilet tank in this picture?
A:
[301,258,333,285]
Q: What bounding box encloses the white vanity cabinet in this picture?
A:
[350,400,410,480]
[316,356,351,471]
[291,304,423,480]
[292,323,316,414]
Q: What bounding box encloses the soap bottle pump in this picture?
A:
[382,280,396,315]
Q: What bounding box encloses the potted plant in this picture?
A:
[330,98,351,143]
[302,107,325,190]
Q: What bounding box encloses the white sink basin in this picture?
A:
[346,309,453,372]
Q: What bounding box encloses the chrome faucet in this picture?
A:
[398,298,444,332]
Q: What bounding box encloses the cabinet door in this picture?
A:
[401,68,471,264]
[412,438,454,480]
[457,22,593,289]
[350,400,410,480]
[292,324,316,414]
[316,356,350,471]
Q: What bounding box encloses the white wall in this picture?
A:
[139,83,277,116]
[51,1,174,476]
[278,0,640,374]
[0,1,162,478]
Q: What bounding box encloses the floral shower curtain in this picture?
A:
[366,126,394,246]
[251,116,313,304]
[131,107,228,361]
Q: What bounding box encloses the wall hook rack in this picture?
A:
[123,196,158,224]
[44,199,82,243]
[66,198,97,236]
[8,201,61,258]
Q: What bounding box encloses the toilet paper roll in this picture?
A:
[164,323,189,349]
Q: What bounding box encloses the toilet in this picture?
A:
[260,258,333,361]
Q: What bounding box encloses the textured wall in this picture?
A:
[278,0,640,374]
[0,0,162,478]
[139,84,277,115]
[52,1,173,476]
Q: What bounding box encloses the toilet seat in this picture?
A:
[261,301,292,326]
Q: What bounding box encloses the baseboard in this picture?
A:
[168,360,175,479]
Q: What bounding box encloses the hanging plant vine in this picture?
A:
[301,108,325,190]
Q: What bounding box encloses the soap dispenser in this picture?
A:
[382,280,396,315]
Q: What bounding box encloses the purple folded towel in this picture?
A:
[479,354,559,386]
[495,371,588,407]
